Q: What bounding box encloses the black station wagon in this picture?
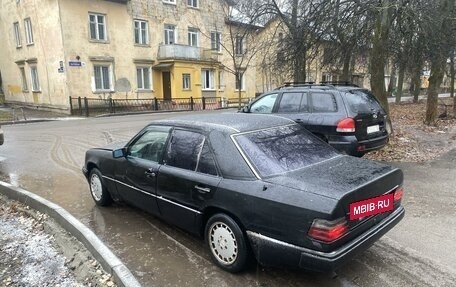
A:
[83,113,404,273]
[241,83,389,157]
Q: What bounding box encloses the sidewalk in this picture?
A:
[0,106,78,125]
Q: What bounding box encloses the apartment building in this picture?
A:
[0,0,255,112]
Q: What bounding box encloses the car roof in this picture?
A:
[150,113,295,134]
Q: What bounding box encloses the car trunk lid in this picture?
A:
[263,156,403,218]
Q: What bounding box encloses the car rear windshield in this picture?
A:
[345,90,384,114]
[234,124,339,177]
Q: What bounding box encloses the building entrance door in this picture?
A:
[162,71,171,101]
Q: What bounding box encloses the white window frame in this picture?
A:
[322,73,333,83]
[89,13,107,41]
[188,27,199,47]
[182,73,191,90]
[162,0,176,5]
[93,64,112,91]
[134,19,149,45]
[30,65,40,92]
[235,71,245,91]
[24,18,33,45]
[202,69,215,90]
[164,24,176,45]
[211,31,222,52]
[136,66,152,90]
[19,66,28,91]
[13,22,22,47]
[187,0,198,8]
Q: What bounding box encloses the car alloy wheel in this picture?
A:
[205,214,249,273]
[209,222,238,265]
[90,173,103,201]
[88,168,112,206]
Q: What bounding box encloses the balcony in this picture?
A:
[157,44,220,62]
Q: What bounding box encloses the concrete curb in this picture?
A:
[0,181,142,287]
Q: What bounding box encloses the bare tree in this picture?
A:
[424,0,455,125]
[320,0,371,83]
[268,0,333,82]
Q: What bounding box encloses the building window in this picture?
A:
[136,67,151,90]
[162,0,176,5]
[211,31,221,52]
[188,28,198,47]
[235,71,245,90]
[164,24,176,45]
[13,22,22,47]
[134,20,148,45]
[187,0,198,8]
[19,67,27,91]
[24,18,33,45]
[322,73,333,83]
[30,66,40,91]
[235,36,244,55]
[94,65,111,91]
[89,13,106,41]
[202,69,215,90]
[182,74,191,90]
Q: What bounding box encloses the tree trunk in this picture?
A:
[387,65,396,97]
[450,54,455,98]
[425,62,445,125]
[425,0,454,125]
[411,70,421,103]
[369,0,394,115]
[237,72,243,110]
[395,62,406,104]
[341,52,351,82]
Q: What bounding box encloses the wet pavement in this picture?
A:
[1,111,455,286]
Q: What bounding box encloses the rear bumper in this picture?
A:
[247,206,405,272]
[328,134,388,155]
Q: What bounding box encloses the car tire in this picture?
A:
[205,213,249,273]
[89,168,112,206]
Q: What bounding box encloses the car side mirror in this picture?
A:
[241,105,250,113]
[113,148,127,158]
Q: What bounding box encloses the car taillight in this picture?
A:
[308,217,349,243]
[394,187,404,202]
[337,118,355,133]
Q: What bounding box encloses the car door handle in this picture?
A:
[194,185,211,193]
[145,168,156,177]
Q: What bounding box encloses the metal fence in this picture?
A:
[69,96,225,117]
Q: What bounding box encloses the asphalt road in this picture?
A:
[1,111,455,287]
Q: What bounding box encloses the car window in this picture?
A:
[128,130,169,162]
[196,141,218,176]
[165,130,204,171]
[345,90,384,113]
[277,92,308,113]
[250,93,278,114]
[311,93,337,112]
[234,124,339,177]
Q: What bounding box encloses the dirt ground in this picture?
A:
[0,196,117,287]
[365,99,456,162]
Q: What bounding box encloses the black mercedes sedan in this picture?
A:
[82,113,404,273]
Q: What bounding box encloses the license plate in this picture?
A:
[367,125,380,134]
[349,193,394,220]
